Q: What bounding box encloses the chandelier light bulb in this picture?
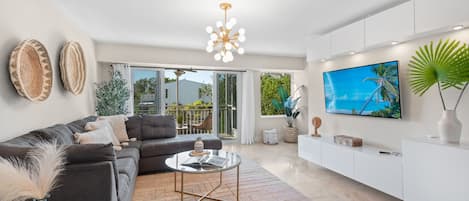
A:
[225,43,233,50]
[214,53,222,61]
[238,28,245,35]
[210,33,218,40]
[206,26,213,33]
[208,40,214,46]
[237,48,245,55]
[216,21,223,28]
[226,51,233,59]
[206,46,214,53]
[222,56,230,63]
[238,35,246,42]
[226,22,234,30]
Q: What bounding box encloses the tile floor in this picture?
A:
[223,142,401,201]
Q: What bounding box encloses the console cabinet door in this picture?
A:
[298,135,321,165]
[321,142,354,178]
[354,151,403,199]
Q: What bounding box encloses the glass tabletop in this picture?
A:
[165,150,242,174]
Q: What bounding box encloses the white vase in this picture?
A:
[438,110,462,143]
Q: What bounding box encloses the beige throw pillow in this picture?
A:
[85,120,121,147]
[98,115,130,142]
[74,127,122,151]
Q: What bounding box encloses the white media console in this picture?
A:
[298,135,403,199]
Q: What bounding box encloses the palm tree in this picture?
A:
[359,64,399,114]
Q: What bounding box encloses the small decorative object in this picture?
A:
[312,117,322,137]
[9,39,53,101]
[272,86,302,143]
[263,129,279,145]
[334,135,363,147]
[60,41,86,95]
[0,142,65,201]
[409,39,469,143]
[96,71,130,116]
[194,137,204,153]
[176,115,183,128]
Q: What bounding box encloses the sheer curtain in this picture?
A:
[111,63,133,116]
[240,70,256,144]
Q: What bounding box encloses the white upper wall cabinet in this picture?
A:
[306,35,330,62]
[415,0,469,33]
[365,1,414,47]
[330,20,365,56]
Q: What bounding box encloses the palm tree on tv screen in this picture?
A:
[359,64,399,115]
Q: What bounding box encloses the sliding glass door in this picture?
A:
[215,73,238,139]
[131,68,163,115]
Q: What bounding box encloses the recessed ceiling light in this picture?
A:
[391,41,399,45]
[453,25,464,31]
[349,51,356,55]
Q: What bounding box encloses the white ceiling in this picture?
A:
[53,0,407,57]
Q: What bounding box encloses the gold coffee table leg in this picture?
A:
[237,166,240,201]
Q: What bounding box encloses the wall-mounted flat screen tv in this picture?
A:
[323,61,401,119]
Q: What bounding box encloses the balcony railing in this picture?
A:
[165,107,212,135]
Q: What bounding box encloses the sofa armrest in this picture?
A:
[64,143,116,164]
[50,161,118,201]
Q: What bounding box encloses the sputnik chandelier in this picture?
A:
[205,2,246,63]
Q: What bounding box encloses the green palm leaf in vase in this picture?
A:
[408,39,469,110]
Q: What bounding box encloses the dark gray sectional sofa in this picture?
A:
[0,115,223,201]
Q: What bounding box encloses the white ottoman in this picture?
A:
[263,129,279,144]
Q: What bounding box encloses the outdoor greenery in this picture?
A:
[96,71,130,116]
[272,86,301,127]
[261,73,291,115]
[133,77,158,115]
[409,39,469,111]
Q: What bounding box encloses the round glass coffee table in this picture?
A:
[165,149,242,201]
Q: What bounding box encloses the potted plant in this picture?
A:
[409,39,469,143]
[176,115,183,128]
[272,86,301,143]
[95,71,130,116]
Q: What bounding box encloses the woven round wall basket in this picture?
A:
[9,39,53,102]
[60,41,86,95]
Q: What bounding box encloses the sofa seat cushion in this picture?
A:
[116,147,140,165]
[116,158,137,178]
[141,134,222,157]
[118,173,133,201]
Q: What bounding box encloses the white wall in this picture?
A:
[96,42,305,70]
[0,0,97,141]
[307,29,469,151]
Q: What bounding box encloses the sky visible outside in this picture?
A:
[132,68,214,84]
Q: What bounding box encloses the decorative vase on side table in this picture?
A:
[438,110,462,143]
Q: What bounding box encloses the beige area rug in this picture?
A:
[132,159,310,201]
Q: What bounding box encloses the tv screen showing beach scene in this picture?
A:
[323,61,401,119]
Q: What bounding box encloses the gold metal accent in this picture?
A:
[173,167,240,201]
[219,2,232,10]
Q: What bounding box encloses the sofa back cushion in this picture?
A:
[4,124,75,146]
[126,116,142,140]
[142,115,176,139]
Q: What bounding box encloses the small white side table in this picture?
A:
[263,129,279,144]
